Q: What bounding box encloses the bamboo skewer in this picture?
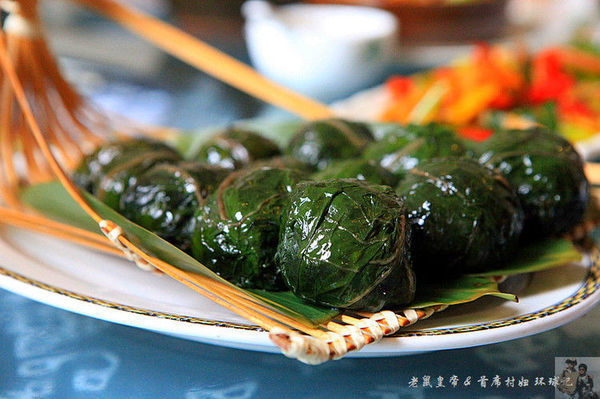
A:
[0,207,107,243]
[0,212,123,256]
[72,0,335,121]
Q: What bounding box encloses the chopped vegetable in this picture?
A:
[381,42,600,142]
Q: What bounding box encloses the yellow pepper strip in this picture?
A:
[444,83,499,125]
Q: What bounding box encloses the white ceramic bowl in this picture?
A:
[242,1,398,101]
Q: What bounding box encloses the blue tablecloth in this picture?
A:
[1,288,600,398]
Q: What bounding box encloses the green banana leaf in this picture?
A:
[470,238,581,277]
[411,275,517,309]
[21,182,101,234]
[409,236,581,308]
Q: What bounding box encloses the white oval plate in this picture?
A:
[1,224,599,357]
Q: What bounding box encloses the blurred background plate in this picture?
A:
[308,0,509,45]
[331,84,600,159]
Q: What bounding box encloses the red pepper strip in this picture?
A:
[472,42,493,64]
[489,91,516,109]
[386,76,415,99]
[472,43,522,109]
[559,98,596,119]
[527,50,575,104]
[457,126,494,142]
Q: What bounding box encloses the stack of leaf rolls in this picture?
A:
[73,119,589,312]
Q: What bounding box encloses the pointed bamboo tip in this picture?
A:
[269,328,332,365]
[269,329,293,352]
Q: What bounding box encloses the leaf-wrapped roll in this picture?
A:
[72,139,181,194]
[312,159,399,187]
[121,162,230,252]
[277,179,415,311]
[477,127,589,237]
[287,119,374,170]
[363,123,465,179]
[96,152,182,210]
[193,128,281,170]
[192,166,307,290]
[396,157,524,278]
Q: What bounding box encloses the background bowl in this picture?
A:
[242,1,399,101]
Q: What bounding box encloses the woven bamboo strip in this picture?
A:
[0,37,102,222]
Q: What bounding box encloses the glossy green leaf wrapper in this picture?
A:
[277,179,416,311]
[312,159,399,187]
[192,166,307,290]
[193,128,281,170]
[121,162,230,252]
[363,123,465,178]
[478,127,589,237]
[96,151,182,210]
[286,119,374,170]
[72,139,181,194]
[397,158,524,278]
